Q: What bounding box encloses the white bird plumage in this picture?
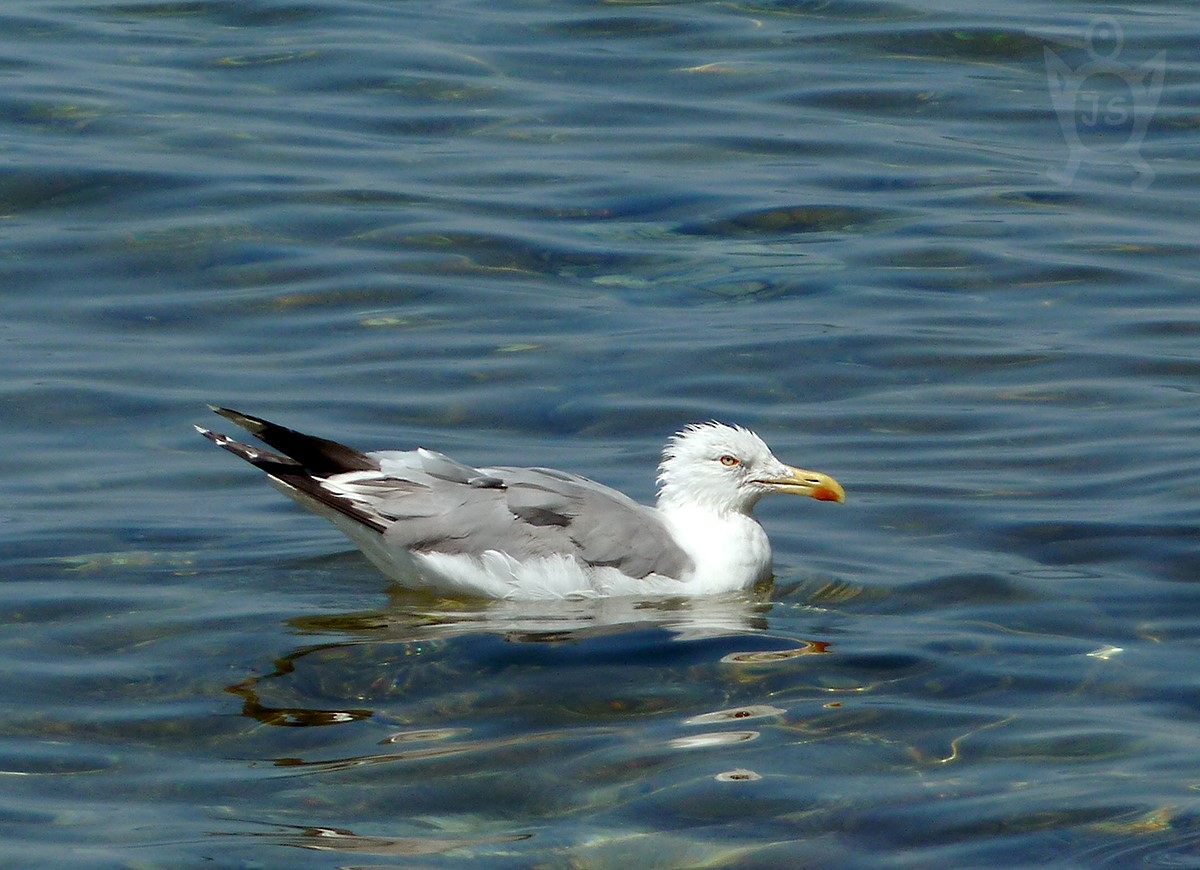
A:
[197,410,844,600]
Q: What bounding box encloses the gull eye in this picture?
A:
[719,455,740,467]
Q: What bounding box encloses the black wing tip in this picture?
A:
[199,405,379,475]
[208,406,267,436]
[196,424,386,535]
[194,424,299,469]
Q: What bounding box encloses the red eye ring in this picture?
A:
[719,455,739,467]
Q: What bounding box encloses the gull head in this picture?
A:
[656,422,845,515]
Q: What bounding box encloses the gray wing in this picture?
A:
[354,453,692,580]
[197,407,691,581]
[491,466,692,579]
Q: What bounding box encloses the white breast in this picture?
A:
[659,505,773,594]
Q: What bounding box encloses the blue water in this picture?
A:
[2,0,1198,866]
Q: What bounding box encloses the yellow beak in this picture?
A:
[758,466,846,503]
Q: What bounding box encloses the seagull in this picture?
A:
[196,408,844,600]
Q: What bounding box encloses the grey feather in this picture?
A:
[367,462,691,579]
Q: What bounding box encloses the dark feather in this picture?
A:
[195,425,388,534]
[210,407,378,474]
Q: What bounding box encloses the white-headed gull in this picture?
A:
[197,408,844,599]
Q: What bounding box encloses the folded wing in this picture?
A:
[200,408,691,581]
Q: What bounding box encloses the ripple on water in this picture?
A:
[1,0,1199,866]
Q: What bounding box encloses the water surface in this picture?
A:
[1,0,1198,867]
